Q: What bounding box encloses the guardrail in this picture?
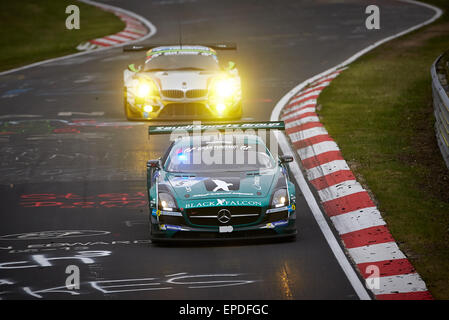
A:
[431,53,449,170]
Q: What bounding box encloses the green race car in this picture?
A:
[146,121,297,242]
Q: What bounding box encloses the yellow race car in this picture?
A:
[123,44,242,120]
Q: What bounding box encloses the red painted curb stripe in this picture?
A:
[283,112,318,123]
[301,150,344,170]
[291,134,334,149]
[309,169,356,190]
[280,64,433,300]
[89,39,112,47]
[103,36,124,43]
[126,22,146,29]
[123,29,146,36]
[282,103,316,118]
[357,259,416,278]
[292,85,327,100]
[309,69,344,86]
[341,225,395,249]
[116,32,138,40]
[285,95,319,110]
[285,122,323,135]
[376,291,433,300]
[323,191,375,217]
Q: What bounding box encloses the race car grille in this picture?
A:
[263,209,289,223]
[186,206,261,227]
[161,90,184,98]
[186,89,208,98]
[159,103,212,117]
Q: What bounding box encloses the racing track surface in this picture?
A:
[0,0,435,299]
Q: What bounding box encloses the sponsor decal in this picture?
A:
[170,177,205,192]
[184,145,252,152]
[148,121,285,135]
[212,179,233,192]
[204,178,240,192]
[261,220,288,229]
[185,199,262,209]
[253,175,261,190]
[191,192,254,198]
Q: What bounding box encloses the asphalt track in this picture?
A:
[0,0,435,300]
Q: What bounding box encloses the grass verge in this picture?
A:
[318,0,449,299]
[0,0,125,72]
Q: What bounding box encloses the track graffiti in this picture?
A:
[19,192,148,209]
[8,272,258,299]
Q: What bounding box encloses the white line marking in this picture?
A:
[57,111,104,116]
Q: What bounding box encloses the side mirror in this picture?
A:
[279,155,293,163]
[128,63,142,73]
[147,159,160,169]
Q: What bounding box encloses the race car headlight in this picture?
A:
[136,78,159,99]
[271,189,288,208]
[158,192,177,211]
[137,82,152,97]
[216,103,226,114]
[211,78,238,99]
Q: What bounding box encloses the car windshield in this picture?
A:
[144,54,220,71]
[164,137,276,173]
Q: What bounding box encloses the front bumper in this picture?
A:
[125,89,242,120]
[149,206,297,242]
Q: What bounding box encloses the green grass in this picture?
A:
[0,0,125,72]
[318,1,449,299]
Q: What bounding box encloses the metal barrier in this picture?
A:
[431,53,449,170]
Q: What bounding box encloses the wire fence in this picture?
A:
[431,53,449,170]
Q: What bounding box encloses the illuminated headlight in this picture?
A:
[212,78,238,98]
[158,192,177,211]
[137,83,151,97]
[271,189,288,208]
[216,103,226,114]
[137,82,152,97]
[143,105,153,112]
